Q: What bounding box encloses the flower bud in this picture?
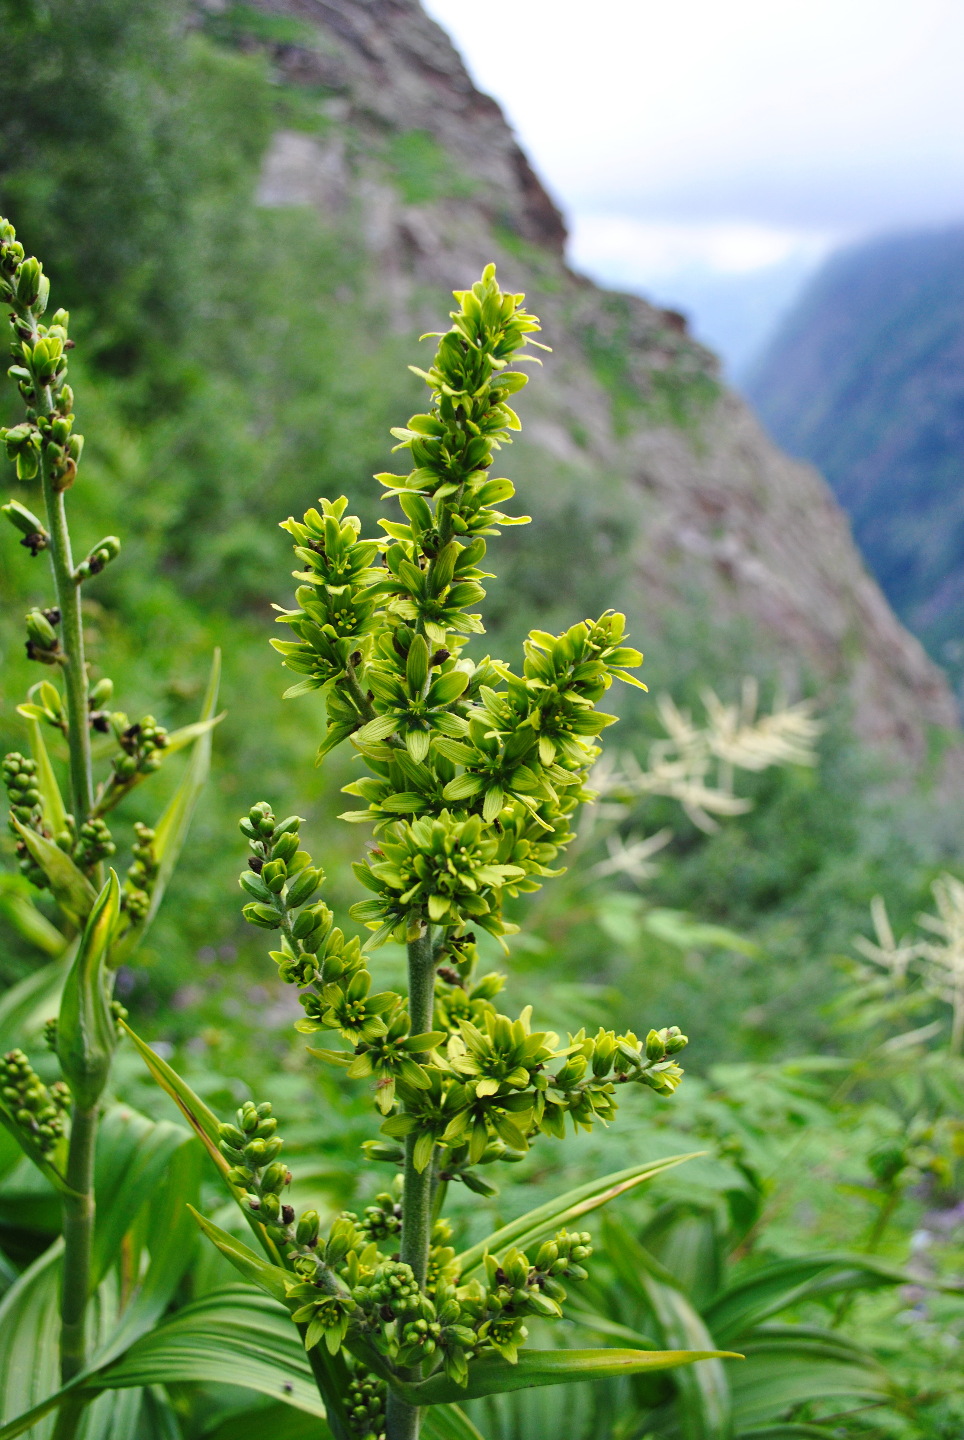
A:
[285,866,321,907]
[259,1191,281,1221]
[15,257,42,307]
[261,858,287,893]
[242,902,282,929]
[239,1102,260,1132]
[297,1209,320,1246]
[261,1161,289,1194]
[645,1029,666,1061]
[271,831,300,863]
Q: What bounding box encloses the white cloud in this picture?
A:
[423,0,964,231]
[568,217,838,282]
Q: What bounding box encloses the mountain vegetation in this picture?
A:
[746,226,964,690]
[1,1,963,1436]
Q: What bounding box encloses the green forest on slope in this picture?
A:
[746,227,964,687]
[3,3,964,1436]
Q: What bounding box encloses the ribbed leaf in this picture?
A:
[0,957,70,1051]
[99,1147,202,1371]
[603,1216,732,1440]
[454,1152,700,1275]
[738,1426,840,1438]
[11,819,95,928]
[0,1244,61,1440]
[92,1107,197,1285]
[729,1333,891,1430]
[703,1253,911,1344]
[98,1287,325,1417]
[199,1403,330,1440]
[422,1404,486,1440]
[0,1244,121,1440]
[398,1347,740,1406]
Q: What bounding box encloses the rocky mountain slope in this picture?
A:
[209,0,957,760]
[745,227,964,684]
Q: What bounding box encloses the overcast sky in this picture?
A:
[421,0,964,371]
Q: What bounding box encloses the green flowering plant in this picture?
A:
[0,217,219,1438]
[119,267,737,1440]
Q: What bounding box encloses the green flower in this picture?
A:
[297,970,399,1043]
[312,1011,445,1113]
[355,633,469,762]
[351,811,525,938]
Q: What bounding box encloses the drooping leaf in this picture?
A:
[0,876,67,959]
[56,870,120,1109]
[0,1099,71,1197]
[454,1152,700,1275]
[396,1346,741,1407]
[24,718,68,839]
[120,1023,285,1267]
[187,1210,290,1302]
[11,819,95,928]
[729,1329,892,1431]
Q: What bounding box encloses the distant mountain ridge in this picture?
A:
[745,227,964,683]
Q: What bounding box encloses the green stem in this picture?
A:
[53,1103,97,1440]
[386,929,436,1440]
[36,388,93,824]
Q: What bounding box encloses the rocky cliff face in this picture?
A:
[205,0,958,761]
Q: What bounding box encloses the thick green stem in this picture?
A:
[59,1106,97,1387]
[386,929,436,1440]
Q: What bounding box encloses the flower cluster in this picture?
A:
[215,1097,594,1390]
[232,267,688,1409]
[0,1048,70,1156]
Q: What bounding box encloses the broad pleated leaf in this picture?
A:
[200,1403,331,1440]
[97,1287,325,1418]
[455,1152,699,1275]
[602,1216,732,1440]
[0,1244,120,1440]
[702,1253,912,1344]
[10,819,95,928]
[397,1346,741,1407]
[92,1106,197,1285]
[0,957,70,1052]
[422,1404,486,1440]
[92,1128,204,1367]
[729,1329,892,1430]
[0,1245,61,1440]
